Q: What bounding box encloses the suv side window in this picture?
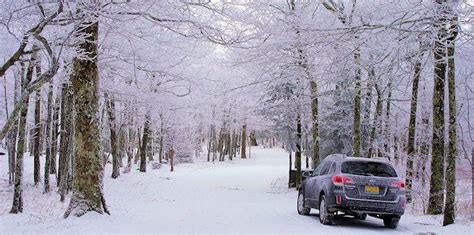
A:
[319,161,332,176]
[329,162,337,174]
[313,162,325,176]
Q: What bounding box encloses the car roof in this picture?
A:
[324,154,347,161]
[345,157,391,163]
[324,154,392,164]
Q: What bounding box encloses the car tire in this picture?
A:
[297,190,310,215]
[355,213,367,220]
[383,216,400,229]
[318,195,334,225]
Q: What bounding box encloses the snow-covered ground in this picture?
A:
[1,147,472,234]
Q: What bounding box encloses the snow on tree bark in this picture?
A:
[3,69,17,185]
[383,80,393,158]
[33,47,42,184]
[105,93,120,178]
[10,52,35,213]
[427,0,448,215]
[139,113,150,173]
[249,130,257,146]
[368,84,383,158]
[50,94,60,175]
[58,82,73,201]
[44,83,54,193]
[406,41,426,203]
[443,11,458,226]
[309,79,320,169]
[291,0,319,169]
[471,143,474,221]
[352,48,362,157]
[64,18,109,218]
[362,72,373,155]
[241,124,247,159]
[158,114,164,163]
[295,114,302,189]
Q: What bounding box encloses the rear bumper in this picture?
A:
[327,194,406,216]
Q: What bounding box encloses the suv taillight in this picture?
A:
[391,180,405,189]
[332,175,353,186]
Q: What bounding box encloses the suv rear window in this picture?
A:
[341,161,397,177]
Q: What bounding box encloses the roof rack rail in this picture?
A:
[369,157,391,162]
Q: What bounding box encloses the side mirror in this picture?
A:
[302,171,312,178]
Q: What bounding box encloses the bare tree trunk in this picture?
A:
[293,12,320,168]
[368,85,383,158]
[288,151,293,187]
[50,94,60,175]
[159,113,164,163]
[233,130,238,159]
[309,81,320,168]
[406,42,426,203]
[58,85,66,186]
[427,2,448,215]
[383,81,393,158]
[105,93,120,178]
[169,148,175,172]
[362,73,373,155]
[118,128,125,167]
[394,135,400,166]
[33,90,41,185]
[212,126,217,162]
[135,128,141,165]
[58,82,73,201]
[249,130,257,146]
[241,124,247,159]
[218,125,225,161]
[57,83,74,186]
[139,113,150,173]
[235,133,240,158]
[229,131,233,161]
[149,130,154,161]
[304,134,309,169]
[7,128,17,185]
[128,104,136,165]
[195,123,202,158]
[3,69,16,185]
[471,142,474,221]
[295,114,302,189]
[64,19,109,218]
[44,83,54,193]
[248,136,252,158]
[321,0,362,158]
[67,119,75,193]
[32,49,42,179]
[420,111,430,189]
[10,52,35,213]
[8,68,22,185]
[352,48,362,157]
[443,13,458,226]
[207,135,211,162]
[2,74,8,140]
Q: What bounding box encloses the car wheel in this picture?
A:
[318,195,334,225]
[383,216,399,229]
[355,213,367,220]
[297,190,310,215]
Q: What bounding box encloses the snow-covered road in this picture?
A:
[1,147,472,234]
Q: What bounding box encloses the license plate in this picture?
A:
[365,185,379,194]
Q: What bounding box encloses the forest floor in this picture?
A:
[0,147,473,234]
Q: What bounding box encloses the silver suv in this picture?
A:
[297,154,406,229]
